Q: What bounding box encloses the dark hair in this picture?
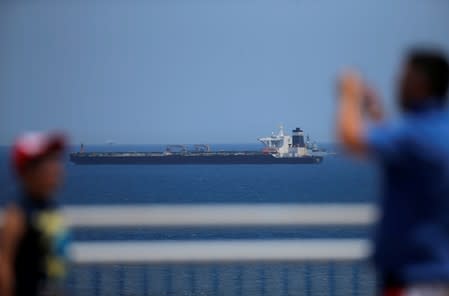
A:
[408,49,449,102]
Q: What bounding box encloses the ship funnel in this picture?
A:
[292,128,305,148]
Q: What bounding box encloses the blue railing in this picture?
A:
[68,261,376,296]
[1,204,377,295]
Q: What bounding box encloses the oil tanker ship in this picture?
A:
[70,126,325,165]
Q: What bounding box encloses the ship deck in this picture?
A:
[71,151,267,157]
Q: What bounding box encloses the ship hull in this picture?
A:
[70,153,323,165]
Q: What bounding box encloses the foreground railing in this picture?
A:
[70,259,375,296]
[69,239,375,296]
[0,203,378,227]
[71,239,371,264]
[62,203,378,227]
[1,204,378,295]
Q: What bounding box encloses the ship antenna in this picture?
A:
[279,124,284,136]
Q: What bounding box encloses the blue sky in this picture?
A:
[1,0,449,145]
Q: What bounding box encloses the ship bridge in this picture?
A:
[258,125,290,153]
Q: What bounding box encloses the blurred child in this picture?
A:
[337,49,449,295]
[0,133,70,296]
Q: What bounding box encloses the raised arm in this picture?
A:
[0,205,25,296]
[336,71,369,155]
[364,86,385,122]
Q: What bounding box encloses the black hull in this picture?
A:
[70,154,323,165]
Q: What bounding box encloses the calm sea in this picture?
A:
[0,144,379,205]
[0,144,379,237]
[0,144,380,295]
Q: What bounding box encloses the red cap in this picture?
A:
[12,132,66,176]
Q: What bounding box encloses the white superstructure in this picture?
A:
[258,125,310,158]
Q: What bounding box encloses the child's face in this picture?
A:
[24,153,64,198]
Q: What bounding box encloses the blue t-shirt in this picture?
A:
[366,105,449,283]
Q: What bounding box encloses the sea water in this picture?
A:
[0,144,380,295]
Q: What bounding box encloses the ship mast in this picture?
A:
[278,124,284,137]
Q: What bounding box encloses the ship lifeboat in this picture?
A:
[262,147,277,154]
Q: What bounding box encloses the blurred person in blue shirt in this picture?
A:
[337,49,449,295]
